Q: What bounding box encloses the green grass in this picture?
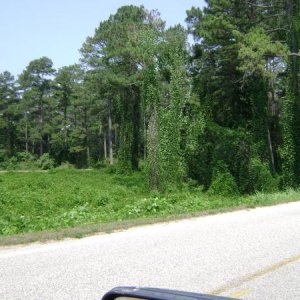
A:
[0,169,146,235]
[0,169,299,242]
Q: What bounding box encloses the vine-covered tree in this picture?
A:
[1,2,300,195]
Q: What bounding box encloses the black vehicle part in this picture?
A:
[102,286,240,300]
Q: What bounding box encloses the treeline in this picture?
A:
[0,1,300,193]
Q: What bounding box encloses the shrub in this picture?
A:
[90,194,110,207]
[0,149,6,163]
[105,165,117,174]
[37,153,55,170]
[248,158,278,193]
[1,152,39,170]
[17,152,38,170]
[93,160,107,169]
[17,152,35,162]
[208,162,239,197]
[126,196,172,217]
[1,156,18,170]
[56,162,75,170]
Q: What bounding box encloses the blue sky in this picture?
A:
[0,0,205,76]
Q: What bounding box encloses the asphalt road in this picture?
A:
[1,202,300,300]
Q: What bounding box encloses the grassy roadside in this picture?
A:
[0,169,300,246]
[1,200,298,248]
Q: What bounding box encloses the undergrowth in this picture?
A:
[0,169,299,236]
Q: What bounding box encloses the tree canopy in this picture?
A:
[1,2,300,193]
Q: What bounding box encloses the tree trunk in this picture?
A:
[266,59,276,174]
[143,112,147,160]
[287,0,299,95]
[148,106,160,189]
[84,107,90,166]
[104,132,107,161]
[6,118,12,156]
[47,134,50,153]
[25,120,28,153]
[131,86,140,170]
[114,125,118,152]
[286,0,300,182]
[39,94,44,156]
[267,124,276,174]
[108,97,113,165]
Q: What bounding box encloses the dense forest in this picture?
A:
[0,0,299,194]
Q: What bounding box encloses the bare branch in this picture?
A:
[247,1,284,10]
[266,28,287,33]
[248,2,274,8]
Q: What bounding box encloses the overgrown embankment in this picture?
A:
[0,169,299,244]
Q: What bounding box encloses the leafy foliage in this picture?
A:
[1,2,300,203]
[247,158,279,193]
[208,163,239,197]
[37,153,55,170]
[1,170,296,236]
